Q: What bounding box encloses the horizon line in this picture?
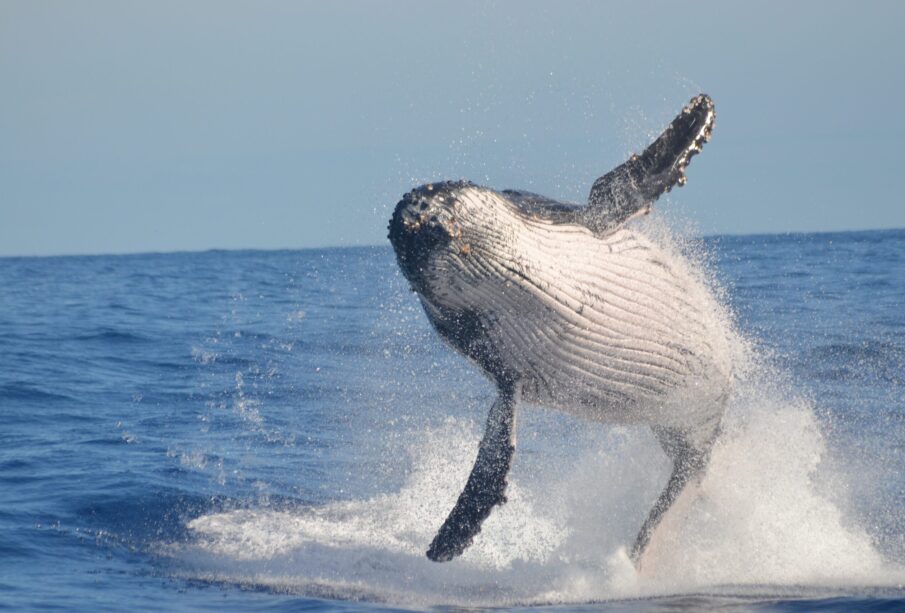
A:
[2,226,903,261]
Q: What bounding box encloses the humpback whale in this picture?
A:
[387,95,731,566]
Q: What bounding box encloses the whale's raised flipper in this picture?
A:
[582,94,715,234]
[630,426,713,566]
[427,383,520,562]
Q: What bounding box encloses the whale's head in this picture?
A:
[388,181,518,310]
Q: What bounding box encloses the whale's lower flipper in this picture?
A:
[427,383,520,562]
[583,94,715,235]
[630,427,713,566]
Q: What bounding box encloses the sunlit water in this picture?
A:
[1,229,904,611]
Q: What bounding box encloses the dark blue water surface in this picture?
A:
[1,229,904,611]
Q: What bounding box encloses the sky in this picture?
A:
[1,0,904,257]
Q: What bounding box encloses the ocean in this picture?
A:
[1,228,904,611]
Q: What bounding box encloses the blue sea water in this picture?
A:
[1,228,904,611]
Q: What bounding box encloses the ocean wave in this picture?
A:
[0,382,76,403]
[70,328,152,343]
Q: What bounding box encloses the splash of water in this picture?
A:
[168,369,905,606]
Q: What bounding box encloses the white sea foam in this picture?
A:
[169,367,905,606]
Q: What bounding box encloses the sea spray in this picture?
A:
[174,359,903,605]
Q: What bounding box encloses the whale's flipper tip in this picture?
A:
[425,542,459,562]
[583,94,716,235]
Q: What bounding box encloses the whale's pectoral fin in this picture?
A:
[426,383,519,562]
[630,427,712,567]
[583,94,715,235]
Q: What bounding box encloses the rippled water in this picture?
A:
[1,229,904,611]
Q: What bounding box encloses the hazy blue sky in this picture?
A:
[2,1,903,256]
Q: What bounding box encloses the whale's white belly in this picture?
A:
[445,220,731,434]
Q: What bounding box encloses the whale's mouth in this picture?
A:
[387,184,458,290]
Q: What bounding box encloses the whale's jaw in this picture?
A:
[387,181,516,306]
